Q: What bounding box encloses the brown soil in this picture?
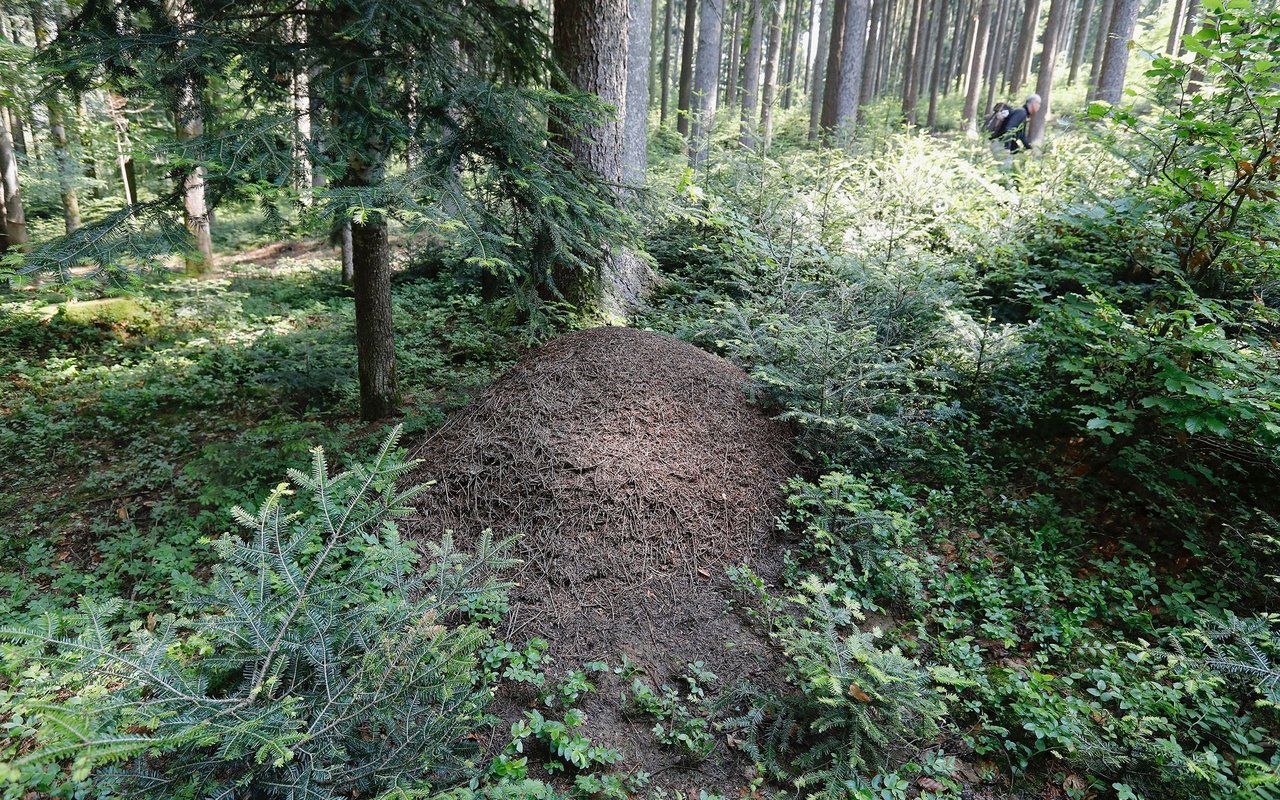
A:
[405,325,794,792]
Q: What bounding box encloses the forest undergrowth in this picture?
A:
[4,21,1280,800]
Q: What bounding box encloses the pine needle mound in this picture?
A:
[407,325,792,655]
[405,326,793,784]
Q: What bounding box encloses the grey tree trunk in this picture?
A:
[983,0,1011,114]
[820,0,847,131]
[1029,0,1071,144]
[860,0,884,104]
[691,0,723,165]
[926,0,950,127]
[1087,0,1113,97]
[0,108,26,249]
[30,9,81,234]
[660,0,674,123]
[739,0,764,143]
[759,0,786,150]
[900,0,927,122]
[1010,0,1040,95]
[350,213,397,421]
[962,0,991,134]
[341,222,353,285]
[168,0,214,274]
[677,0,697,136]
[808,0,832,140]
[1165,0,1185,53]
[1094,0,1139,104]
[781,0,806,108]
[832,0,868,139]
[1068,0,1095,82]
[626,0,653,182]
[291,16,314,202]
[725,0,744,107]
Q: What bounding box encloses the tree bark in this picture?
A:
[900,0,927,122]
[739,0,764,143]
[961,0,991,134]
[926,0,950,127]
[1087,0,1113,97]
[167,0,214,274]
[1165,0,1185,53]
[832,0,868,139]
[626,0,653,181]
[1094,0,1139,104]
[759,0,786,150]
[0,107,26,249]
[677,0,697,136]
[725,0,744,106]
[1010,0,1040,95]
[1029,0,1070,144]
[691,0,723,165]
[350,216,397,421]
[660,0,675,124]
[860,0,883,104]
[983,0,1011,114]
[1068,0,1095,82]
[30,7,81,234]
[808,0,832,140]
[781,0,806,108]
[820,0,847,132]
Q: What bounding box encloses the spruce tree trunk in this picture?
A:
[626,0,653,181]
[781,0,806,108]
[808,0,833,140]
[1165,0,1185,53]
[982,0,1010,114]
[0,108,25,249]
[1029,0,1070,144]
[350,212,397,421]
[291,16,314,202]
[107,94,138,206]
[691,0,723,165]
[961,0,991,134]
[900,0,927,122]
[926,0,950,127]
[168,0,214,274]
[739,0,764,143]
[30,8,81,234]
[1010,0,1040,94]
[341,222,353,285]
[725,0,744,106]
[759,0,786,150]
[943,0,968,96]
[1094,0,1139,104]
[832,0,868,139]
[661,0,674,123]
[820,0,847,132]
[677,0,697,137]
[859,0,883,104]
[1068,0,1095,82]
[1087,0,1113,97]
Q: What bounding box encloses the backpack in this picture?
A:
[984,102,1012,139]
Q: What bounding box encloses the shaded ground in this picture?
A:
[406,326,795,791]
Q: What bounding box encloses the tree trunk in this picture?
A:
[983,0,1011,114]
[781,0,806,108]
[1087,0,1113,97]
[739,0,764,143]
[943,0,968,96]
[725,0,744,106]
[831,0,868,139]
[1029,0,1070,144]
[1094,0,1139,104]
[691,0,723,165]
[677,0,697,136]
[30,8,81,234]
[926,0,950,127]
[660,0,675,123]
[819,0,847,132]
[900,0,927,122]
[860,0,884,104]
[759,0,786,150]
[1165,0,1184,53]
[341,222,353,284]
[807,0,832,140]
[168,0,214,274]
[1010,0,1040,95]
[350,216,397,421]
[626,0,653,181]
[291,16,315,202]
[0,107,26,249]
[962,0,991,134]
[651,0,663,102]
[1068,0,1095,82]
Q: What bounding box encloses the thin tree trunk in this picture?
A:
[781,0,806,108]
[983,0,1011,114]
[30,7,81,234]
[651,0,663,101]
[962,0,991,134]
[725,0,743,106]
[0,107,26,249]
[168,0,214,274]
[677,0,697,136]
[860,0,883,104]
[832,0,868,140]
[926,0,950,127]
[341,222,353,284]
[820,0,847,131]
[1094,0,1139,104]
[1087,0,1113,97]
[291,17,314,202]
[661,0,674,123]
[1165,0,1185,53]
[1010,0,1040,94]
[626,0,653,181]
[944,0,969,96]
[350,215,397,420]
[808,0,833,140]
[1029,0,1070,144]
[900,0,926,122]
[1068,0,1095,82]
[691,0,723,164]
[759,0,786,150]
[739,0,765,143]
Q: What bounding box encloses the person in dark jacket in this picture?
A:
[995,94,1041,152]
